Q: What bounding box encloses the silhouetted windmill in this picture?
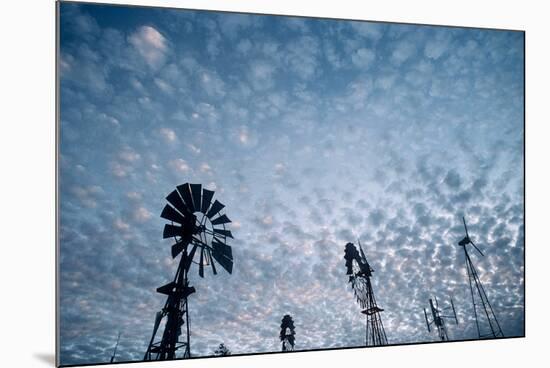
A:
[458,216,504,339]
[144,183,234,360]
[423,297,458,341]
[344,241,388,346]
[214,343,231,356]
[109,332,120,363]
[280,315,296,352]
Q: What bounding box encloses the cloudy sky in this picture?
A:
[58,2,524,366]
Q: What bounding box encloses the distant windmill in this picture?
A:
[109,332,121,363]
[144,183,234,360]
[214,343,231,356]
[280,315,296,352]
[344,241,388,346]
[423,297,458,341]
[458,216,504,339]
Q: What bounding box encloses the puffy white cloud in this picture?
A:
[118,147,141,163]
[391,40,416,65]
[424,31,452,60]
[133,206,152,223]
[169,158,190,174]
[351,48,375,68]
[128,26,168,68]
[159,127,177,143]
[248,60,277,90]
[350,21,385,41]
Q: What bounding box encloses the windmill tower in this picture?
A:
[423,297,458,341]
[344,241,388,346]
[280,315,296,351]
[144,183,234,360]
[458,216,504,339]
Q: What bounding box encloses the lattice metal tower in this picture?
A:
[423,297,458,341]
[344,241,388,346]
[458,216,504,339]
[280,315,296,351]
[144,183,234,360]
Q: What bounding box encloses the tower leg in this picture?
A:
[144,258,194,360]
[464,248,504,339]
[362,278,388,346]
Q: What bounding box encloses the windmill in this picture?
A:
[458,216,504,339]
[280,315,296,352]
[144,183,234,360]
[423,297,458,341]
[344,241,388,346]
[214,343,231,356]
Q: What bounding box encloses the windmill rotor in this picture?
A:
[344,242,373,308]
[423,297,458,341]
[458,216,484,256]
[280,315,296,352]
[161,183,234,276]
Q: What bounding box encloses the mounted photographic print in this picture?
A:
[56,1,525,366]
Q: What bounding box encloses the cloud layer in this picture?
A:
[58,3,524,366]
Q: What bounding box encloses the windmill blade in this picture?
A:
[177,183,195,213]
[212,239,233,259]
[161,204,188,225]
[201,189,215,214]
[470,240,485,257]
[212,252,232,274]
[462,216,469,237]
[166,190,189,215]
[213,228,234,239]
[198,247,205,278]
[206,200,225,219]
[211,214,231,225]
[212,239,233,273]
[451,298,459,325]
[344,243,359,275]
[424,308,431,332]
[190,184,202,213]
[163,224,184,239]
[208,249,217,275]
[171,242,186,258]
[185,243,199,272]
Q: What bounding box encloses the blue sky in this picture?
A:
[58,3,524,366]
